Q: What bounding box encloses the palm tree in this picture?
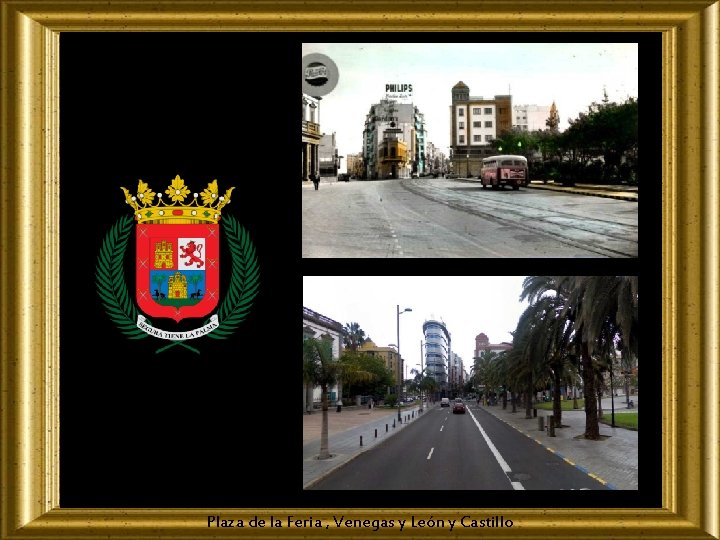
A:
[302,337,340,459]
[561,276,638,439]
[342,322,367,352]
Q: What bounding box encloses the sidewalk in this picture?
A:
[526,180,638,201]
[303,403,427,489]
[478,395,638,490]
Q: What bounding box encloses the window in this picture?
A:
[459,135,465,143]
[485,135,493,142]
[473,107,481,114]
[473,135,482,142]
[485,121,493,128]
[390,147,396,157]
[473,121,481,128]
[484,107,492,114]
[458,108,464,117]
[458,121,464,129]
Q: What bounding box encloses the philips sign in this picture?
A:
[385,83,413,99]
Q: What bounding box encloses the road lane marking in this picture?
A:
[427,448,434,460]
[467,408,524,490]
[440,425,444,431]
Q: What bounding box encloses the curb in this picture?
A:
[478,406,617,490]
[525,183,638,202]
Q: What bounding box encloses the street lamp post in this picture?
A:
[419,340,424,412]
[397,304,412,422]
[466,153,470,178]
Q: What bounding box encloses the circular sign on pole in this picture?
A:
[302,53,339,97]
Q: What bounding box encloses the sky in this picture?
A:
[302,42,639,171]
[303,276,531,378]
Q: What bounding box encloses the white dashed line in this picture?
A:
[427,448,434,460]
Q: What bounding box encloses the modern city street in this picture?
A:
[302,177,638,258]
[304,397,638,491]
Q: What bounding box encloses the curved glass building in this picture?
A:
[423,319,450,396]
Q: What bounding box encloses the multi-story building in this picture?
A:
[423,318,450,396]
[474,332,513,356]
[448,352,466,396]
[302,306,344,412]
[346,153,364,178]
[449,81,512,177]
[512,104,553,132]
[362,99,428,179]
[319,132,340,177]
[425,142,447,175]
[357,340,402,397]
[301,94,322,182]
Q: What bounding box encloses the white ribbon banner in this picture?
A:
[137,314,219,340]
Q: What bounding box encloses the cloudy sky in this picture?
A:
[303,275,531,378]
[302,42,638,171]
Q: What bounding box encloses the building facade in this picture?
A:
[449,81,512,177]
[301,94,321,182]
[346,153,364,177]
[319,132,341,177]
[362,99,428,179]
[357,340,402,398]
[474,332,513,356]
[423,318,450,395]
[302,306,344,412]
[512,104,553,132]
[448,351,466,397]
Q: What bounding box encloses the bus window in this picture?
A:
[501,160,514,166]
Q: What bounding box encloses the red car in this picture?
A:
[452,398,466,414]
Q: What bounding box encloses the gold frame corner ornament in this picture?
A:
[1,1,719,538]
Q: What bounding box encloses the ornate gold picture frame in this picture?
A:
[1,1,718,538]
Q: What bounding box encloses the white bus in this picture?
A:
[480,155,528,190]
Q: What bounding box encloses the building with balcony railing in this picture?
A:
[302,306,344,412]
[302,94,322,182]
[362,98,427,179]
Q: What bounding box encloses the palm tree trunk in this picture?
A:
[581,342,600,439]
[502,390,508,409]
[553,365,562,426]
[525,388,533,419]
[511,391,517,413]
[318,384,331,459]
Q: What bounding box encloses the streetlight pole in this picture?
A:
[466,153,470,178]
[419,340,424,412]
[397,304,412,422]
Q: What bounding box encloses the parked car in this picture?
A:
[337,173,350,182]
[452,398,466,414]
[440,397,450,407]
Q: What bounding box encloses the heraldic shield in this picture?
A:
[121,175,234,324]
[136,223,219,322]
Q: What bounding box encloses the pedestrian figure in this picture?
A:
[312,173,320,190]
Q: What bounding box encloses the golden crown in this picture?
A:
[121,175,234,224]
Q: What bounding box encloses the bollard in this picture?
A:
[375,428,377,438]
[533,408,537,418]
[538,416,545,431]
[393,419,396,428]
[548,415,556,437]
[360,436,363,446]
[386,424,388,432]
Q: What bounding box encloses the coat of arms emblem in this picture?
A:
[96,175,259,353]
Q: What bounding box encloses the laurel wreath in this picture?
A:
[95,214,260,344]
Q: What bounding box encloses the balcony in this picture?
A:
[302,120,321,137]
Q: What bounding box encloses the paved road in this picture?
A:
[302,178,637,258]
[303,396,638,490]
[307,403,610,490]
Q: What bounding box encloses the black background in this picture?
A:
[60,32,659,509]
